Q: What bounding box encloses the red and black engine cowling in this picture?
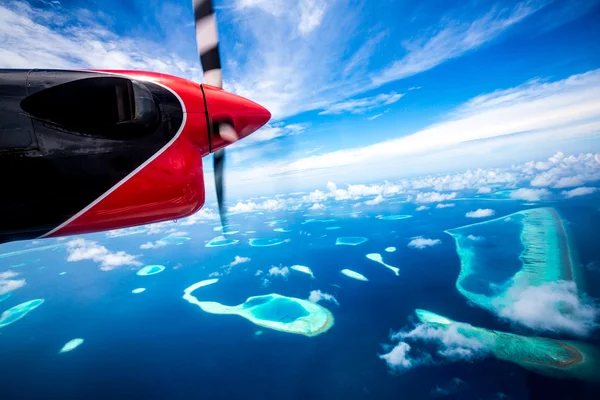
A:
[0,69,270,244]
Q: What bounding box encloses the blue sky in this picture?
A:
[1,0,600,197]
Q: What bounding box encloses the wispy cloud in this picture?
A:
[319,92,403,115]
[308,289,339,305]
[371,3,545,88]
[230,70,600,187]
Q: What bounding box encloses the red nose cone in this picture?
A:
[202,85,271,152]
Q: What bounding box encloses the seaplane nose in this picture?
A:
[201,84,271,152]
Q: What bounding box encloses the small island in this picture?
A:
[341,269,368,281]
[182,279,334,337]
[0,299,44,328]
[336,237,368,246]
[366,253,399,276]
[59,338,84,353]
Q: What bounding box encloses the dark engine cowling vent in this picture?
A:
[21,77,159,139]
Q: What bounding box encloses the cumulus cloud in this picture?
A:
[309,203,325,210]
[308,290,339,305]
[415,192,457,203]
[229,256,251,267]
[140,241,167,250]
[436,203,455,209]
[381,323,488,372]
[0,271,26,295]
[66,238,142,271]
[228,198,299,213]
[465,208,495,218]
[467,235,484,241]
[380,341,414,371]
[561,186,597,198]
[268,266,290,278]
[477,186,493,194]
[493,280,599,336]
[179,208,219,226]
[408,236,441,249]
[365,195,385,206]
[527,153,600,188]
[416,205,429,211]
[509,188,550,201]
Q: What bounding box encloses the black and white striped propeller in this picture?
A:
[193,0,237,231]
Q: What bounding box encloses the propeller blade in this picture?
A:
[213,147,227,230]
[193,0,231,230]
[193,0,222,88]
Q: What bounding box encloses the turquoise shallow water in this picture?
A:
[251,297,310,323]
[445,208,576,311]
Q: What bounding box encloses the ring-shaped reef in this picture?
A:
[182,279,334,337]
[376,215,412,221]
[206,237,239,247]
[249,238,288,247]
[336,237,368,246]
[136,265,165,276]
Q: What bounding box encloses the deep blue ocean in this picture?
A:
[1,196,599,399]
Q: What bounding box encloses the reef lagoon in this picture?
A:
[182,279,333,337]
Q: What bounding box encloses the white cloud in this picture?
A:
[465,208,495,218]
[66,238,142,271]
[367,113,384,121]
[0,271,19,280]
[139,241,167,250]
[493,281,599,337]
[228,198,298,213]
[268,266,289,278]
[0,2,202,79]
[380,341,414,371]
[229,70,600,187]
[229,256,251,267]
[308,290,339,305]
[298,0,327,35]
[408,236,441,249]
[0,271,26,295]
[179,208,219,226]
[416,205,429,211]
[309,203,325,210]
[561,186,597,198]
[372,4,543,88]
[509,188,550,201]
[381,322,488,372]
[208,271,221,278]
[477,186,492,194]
[467,235,483,241]
[365,195,384,206]
[415,192,457,203]
[320,92,404,115]
[435,203,455,208]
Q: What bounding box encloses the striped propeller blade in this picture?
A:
[193,0,223,88]
[192,0,232,232]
